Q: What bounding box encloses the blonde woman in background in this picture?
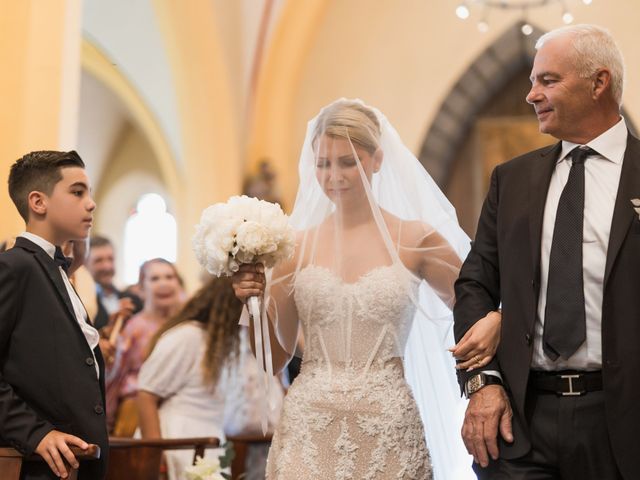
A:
[106,258,183,435]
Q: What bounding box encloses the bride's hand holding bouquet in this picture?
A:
[231,262,266,304]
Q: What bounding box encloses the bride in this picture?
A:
[232,99,500,479]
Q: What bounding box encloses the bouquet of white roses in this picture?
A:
[192,195,295,277]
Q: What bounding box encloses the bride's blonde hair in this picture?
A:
[312,100,381,154]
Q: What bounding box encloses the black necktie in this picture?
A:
[543,146,595,360]
[54,246,72,274]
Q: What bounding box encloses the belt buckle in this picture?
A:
[559,374,585,396]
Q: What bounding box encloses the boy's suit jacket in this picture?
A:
[0,236,108,479]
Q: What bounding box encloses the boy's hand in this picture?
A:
[35,430,88,478]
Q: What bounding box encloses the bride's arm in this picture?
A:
[232,255,300,374]
[412,224,462,310]
[404,222,501,368]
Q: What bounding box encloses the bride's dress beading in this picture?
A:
[266,263,432,480]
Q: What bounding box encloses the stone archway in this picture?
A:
[418,22,541,187]
[81,40,183,203]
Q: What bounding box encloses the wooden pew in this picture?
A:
[106,436,220,480]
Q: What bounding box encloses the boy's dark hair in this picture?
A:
[90,235,113,250]
[8,150,85,221]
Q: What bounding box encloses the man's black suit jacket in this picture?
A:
[454,133,640,479]
[0,237,108,479]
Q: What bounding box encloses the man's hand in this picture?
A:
[99,338,116,365]
[35,430,89,478]
[461,384,513,467]
[102,298,136,336]
[116,297,135,319]
[99,297,136,355]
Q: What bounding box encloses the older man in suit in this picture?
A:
[86,235,141,331]
[454,25,639,479]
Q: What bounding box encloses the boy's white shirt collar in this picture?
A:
[19,231,56,259]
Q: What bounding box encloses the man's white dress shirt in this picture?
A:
[532,118,627,371]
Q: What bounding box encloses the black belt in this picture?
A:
[529,370,602,396]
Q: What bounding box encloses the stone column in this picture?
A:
[0,0,82,239]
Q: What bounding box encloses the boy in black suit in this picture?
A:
[0,151,108,479]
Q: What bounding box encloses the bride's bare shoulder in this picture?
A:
[286,226,321,269]
[379,210,434,244]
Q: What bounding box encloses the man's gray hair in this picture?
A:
[536,24,625,106]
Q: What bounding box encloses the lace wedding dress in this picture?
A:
[266,263,432,480]
[245,99,472,479]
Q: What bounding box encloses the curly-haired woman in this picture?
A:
[137,276,283,480]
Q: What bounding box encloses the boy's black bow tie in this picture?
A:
[54,246,73,274]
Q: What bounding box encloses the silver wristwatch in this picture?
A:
[464,372,502,399]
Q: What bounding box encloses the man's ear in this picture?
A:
[27,191,47,217]
[592,68,611,100]
[373,148,384,173]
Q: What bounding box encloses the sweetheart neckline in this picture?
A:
[296,263,405,287]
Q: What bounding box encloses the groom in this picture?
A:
[454,25,640,479]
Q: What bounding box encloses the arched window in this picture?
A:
[123,193,177,285]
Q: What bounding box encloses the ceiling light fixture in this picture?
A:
[454,0,594,34]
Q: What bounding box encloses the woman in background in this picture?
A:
[137,276,283,480]
[106,258,183,435]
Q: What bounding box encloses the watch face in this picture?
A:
[467,374,484,395]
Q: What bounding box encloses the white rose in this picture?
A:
[235,221,277,256]
[235,249,255,265]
